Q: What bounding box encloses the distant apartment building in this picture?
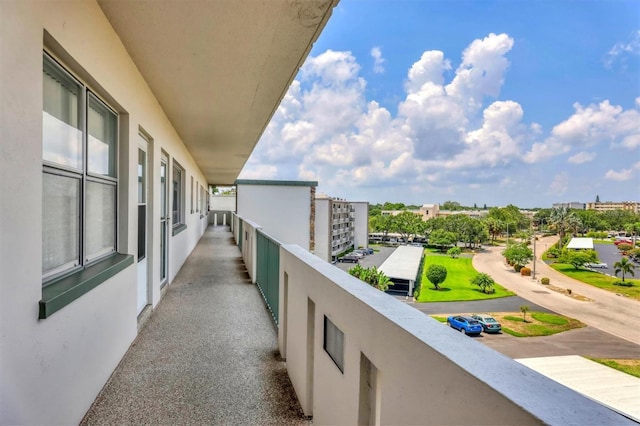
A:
[382,203,439,220]
[315,195,369,262]
[552,202,586,210]
[586,201,639,214]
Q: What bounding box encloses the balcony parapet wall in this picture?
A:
[278,244,633,425]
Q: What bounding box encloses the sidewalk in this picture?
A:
[81,226,308,425]
[473,238,640,345]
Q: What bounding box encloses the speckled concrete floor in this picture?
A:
[81,226,310,426]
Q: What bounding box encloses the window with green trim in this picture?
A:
[42,52,118,283]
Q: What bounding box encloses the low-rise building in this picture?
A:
[586,201,639,214]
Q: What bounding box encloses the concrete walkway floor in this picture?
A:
[82,226,309,425]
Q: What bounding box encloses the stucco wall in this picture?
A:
[0,2,208,423]
[278,244,631,425]
[351,201,369,250]
[236,183,312,250]
[313,198,331,262]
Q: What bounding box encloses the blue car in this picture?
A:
[446,315,483,336]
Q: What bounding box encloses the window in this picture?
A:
[190,175,194,214]
[172,160,185,231]
[324,316,345,373]
[42,53,118,281]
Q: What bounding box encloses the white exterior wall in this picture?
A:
[314,198,331,262]
[278,245,630,425]
[351,201,369,250]
[0,2,208,424]
[210,194,237,211]
[236,183,312,250]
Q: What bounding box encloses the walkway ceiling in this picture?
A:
[98,0,338,185]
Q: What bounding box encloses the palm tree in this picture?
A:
[614,257,636,282]
[549,206,575,246]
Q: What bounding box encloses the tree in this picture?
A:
[484,217,504,242]
[617,243,633,253]
[503,243,533,268]
[549,206,576,244]
[567,250,597,270]
[447,247,461,258]
[428,229,457,251]
[520,305,530,322]
[614,257,636,282]
[392,211,423,242]
[470,273,495,294]
[442,200,462,211]
[596,195,600,203]
[426,264,447,290]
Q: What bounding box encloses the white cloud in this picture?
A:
[549,172,569,195]
[568,151,596,164]
[604,30,640,69]
[371,47,385,74]
[240,33,640,204]
[524,100,640,163]
[604,162,640,181]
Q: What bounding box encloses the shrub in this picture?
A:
[614,281,634,287]
[514,264,523,272]
[520,267,531,276]
[540,277,550,285]
[617,243,633,253]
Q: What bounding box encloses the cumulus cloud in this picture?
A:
[604,162,640,181]
[524,100,640,163]
[371,47,385,73]
[568,151,596,164]
[239,33,640,202]
[604,30,640,69]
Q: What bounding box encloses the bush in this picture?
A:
[520,267,531,276]
[617,243,633,253]
[514,264,523,272]
[614,281,634,287]
[541,277,550,285]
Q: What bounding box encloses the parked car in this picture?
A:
[362,248,374,255]
[584,262,608,269]
[352,249,368,257]
[338,254,360,263]
[446,315,483,336]
[470,314,502,333]
[614,239,633,246]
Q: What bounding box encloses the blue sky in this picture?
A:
[240,0,640,208]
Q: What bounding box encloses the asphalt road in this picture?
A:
[593,242,639,276]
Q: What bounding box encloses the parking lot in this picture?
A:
[333,244,640,361]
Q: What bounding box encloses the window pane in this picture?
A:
[173,165,182,225]
[86,181,116,260]
[138,148,146,203]
[88,93,117,177]
[43,56,83,169]
[42,172,80,276]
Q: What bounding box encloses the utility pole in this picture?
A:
[532,223,537,280]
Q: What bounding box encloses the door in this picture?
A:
[137,137,149,314]
[160,152,169,286]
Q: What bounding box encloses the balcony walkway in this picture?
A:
[82,226,309,425]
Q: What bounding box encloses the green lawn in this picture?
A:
[499,312,584,337]
[587,358,640,378]
[549,263,640,300]
[417,254,515,302]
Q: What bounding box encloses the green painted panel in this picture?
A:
[256,231,280,325]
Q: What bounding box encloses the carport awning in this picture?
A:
[567,238,594,250]
[379,246,424,281]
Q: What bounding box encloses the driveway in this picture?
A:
[473,236,640,345]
